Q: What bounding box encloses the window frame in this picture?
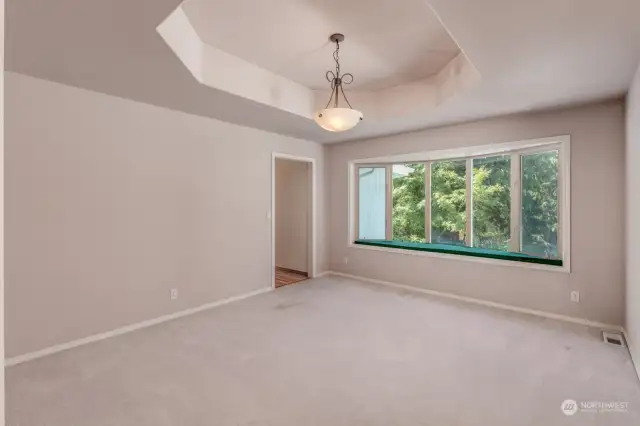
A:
[348,136,570,272]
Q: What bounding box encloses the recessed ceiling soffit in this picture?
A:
[157,0,480,125]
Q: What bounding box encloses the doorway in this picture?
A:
[271,154,315,289]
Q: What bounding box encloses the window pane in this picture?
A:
[472,155,511,250]
[521,151,559,258]
[358,167,387,239]
[392,164,426,242]
[431,160,467,245]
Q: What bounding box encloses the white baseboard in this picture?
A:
[622,328,640,384]
[328,271,622,332]
[7,273,628,370]
[5,287,273,367]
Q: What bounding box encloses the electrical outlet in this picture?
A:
[170,288,178,300]
[570,291,580,303]
[343,257,349,265]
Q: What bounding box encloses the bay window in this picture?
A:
[352,137,569,268]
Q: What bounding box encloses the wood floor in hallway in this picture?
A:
[275,267,308,288]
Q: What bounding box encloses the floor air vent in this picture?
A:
[602,331,625,347]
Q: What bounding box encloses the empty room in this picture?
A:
[1,0,640,425]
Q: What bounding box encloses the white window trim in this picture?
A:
[348,135,571,273]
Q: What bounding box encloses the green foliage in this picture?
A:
[521,151,559,257]
[392,164,426,242]
[430,161,466,244]
[472,156,510,250]
[390,151,559,258]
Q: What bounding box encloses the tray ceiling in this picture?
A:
[6,0,640,143]
[159,0,478,124]
[182,0,460,90]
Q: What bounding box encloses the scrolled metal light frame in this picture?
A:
[318,33,361,120]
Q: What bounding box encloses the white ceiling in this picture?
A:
[6,0,640,144]
[182,0,459,90]
[158,1,475,124]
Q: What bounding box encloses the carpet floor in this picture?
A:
[7,276,640,425]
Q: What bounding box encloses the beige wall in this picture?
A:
[4,72,328,358]
[328,100,625,326]
[275,159,309,273]
[626,63,640,377]
[1,0,5,421]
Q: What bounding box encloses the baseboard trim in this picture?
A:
[622,328,640,384]
[6,274,625,368]
[328,271,622,332]
[5,287,273,367]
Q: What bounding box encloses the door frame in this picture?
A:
[271,153,316,289]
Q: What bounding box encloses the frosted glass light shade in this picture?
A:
[314,107,363,132]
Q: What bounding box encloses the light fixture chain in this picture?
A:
[334,40,340,78]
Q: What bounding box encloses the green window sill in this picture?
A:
[354,240,563,267]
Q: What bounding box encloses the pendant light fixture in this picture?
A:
[314,33,363,132]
